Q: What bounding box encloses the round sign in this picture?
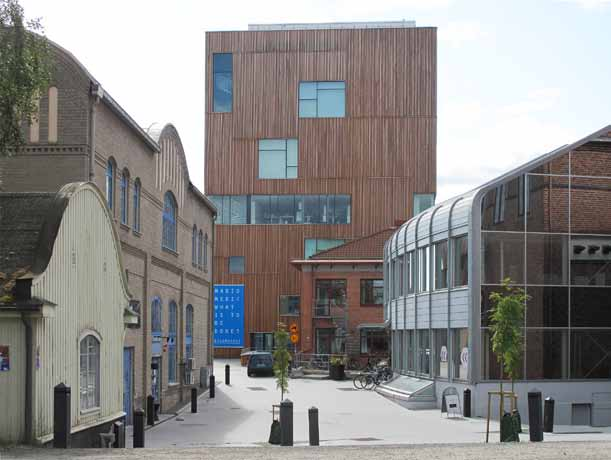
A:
[290,323,298,333]
[290,333,299,344]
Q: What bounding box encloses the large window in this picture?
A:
[279,295,300,316]
[132,179,141,232]
[168,301,177,383]
[418,246,430,292]
[405,251,415,294]
[197,230,203,269]
[360,329,388,354]
[360,279,384,305]
[162,192,177,251]
[185,305,194,360]
[152,298,162,337]
[80,335,100,410]
[453,236,468,287]
[413,193,435,215]
[299,81,345,118]
[434,241,448,290]
[229,256,244,274]
[259,139,298,179]
[213,53,232,112]
[120,170,129,225]
[106,159,115,210]
[452,328,469,381]
[304,238,346,259]
[314,279,346,317]
[192,226,198,267]
[250,332,274,351]
[434,329,449,378]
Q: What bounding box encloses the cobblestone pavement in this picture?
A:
[4,442,611,460]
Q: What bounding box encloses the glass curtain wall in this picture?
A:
[481,147,611,380]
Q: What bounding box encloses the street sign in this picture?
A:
[289,323,298,334]
[290,334,299,344]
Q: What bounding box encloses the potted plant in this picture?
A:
[329,355,346,380]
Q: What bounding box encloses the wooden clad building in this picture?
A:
[0,183,136,445]
[205,21,436,355]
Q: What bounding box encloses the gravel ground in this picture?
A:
[3,442,611,460]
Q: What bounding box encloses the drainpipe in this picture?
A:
[20,315,33,443]
[89,83,104,181]
[208,215,216,374]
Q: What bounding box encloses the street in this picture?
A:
[141,361,611,448]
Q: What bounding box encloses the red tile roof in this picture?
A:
[310,227,396,260]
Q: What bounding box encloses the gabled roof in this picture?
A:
[309,227,396,261]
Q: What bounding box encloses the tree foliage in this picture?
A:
[488,278,527,381]
[273,324,290,402]
[0,0,51,157]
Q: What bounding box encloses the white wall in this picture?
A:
[0,318,26,444]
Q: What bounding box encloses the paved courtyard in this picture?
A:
[139,360,611,448]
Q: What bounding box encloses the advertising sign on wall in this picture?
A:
[214,284,245,348]
[0,345,9,371]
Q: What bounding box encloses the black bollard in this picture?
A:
[146,395,155,426]
[528,390,544,442]
[53,383,71,448]
[280,399,294,446]
[133,409,145,448]
[113,421,125,448]
[225,364,230,385]
[191,387,198,413]
[463,388,471,418]
[544,397,555,433]
[308,407,319,446]
[209,374,215,398]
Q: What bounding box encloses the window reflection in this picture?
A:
[525,286,568,327]
[571,177,611,234]
[525,330,568,379]
[526,233,569,285]
[571,330,611,379]
[481,232,525,284]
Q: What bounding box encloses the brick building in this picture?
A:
[0,38,216,420]
[291,228,394,364]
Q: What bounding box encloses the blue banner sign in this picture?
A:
[214,284,244,348]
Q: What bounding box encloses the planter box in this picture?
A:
[329,364,345,381]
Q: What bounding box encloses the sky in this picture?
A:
[19,0,611,202]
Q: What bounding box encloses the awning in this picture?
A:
[357,321,388,330]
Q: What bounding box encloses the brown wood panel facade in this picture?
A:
[204,26,436,356]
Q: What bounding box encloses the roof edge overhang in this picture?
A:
[291,258,383,266]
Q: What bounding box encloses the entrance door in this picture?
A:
[151,356,162,403]
[123,347,133,425]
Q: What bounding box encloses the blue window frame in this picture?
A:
[168,301,177,383]
[106,160,114,210]
[299,81,345,118]
[120,170,129,225]
[213,53,233,113]
[185,304,193,360]
[162,192,177,251]
[132,179,141,232]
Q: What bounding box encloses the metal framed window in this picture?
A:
[132,179,141,232]
[213,53,232,112]
[120,170,129,225]
[258,139,298,179]
[168,301,177,383]
[79,335,100,411]
[299,81,345,118]
[162,192,177,251]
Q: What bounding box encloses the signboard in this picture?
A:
[445,394,461,418]
[0,345,9,371]
[290,334,299,344]
[290,323,298,334]
[214,284,245,348]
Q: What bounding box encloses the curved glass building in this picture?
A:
[384,126,611,425]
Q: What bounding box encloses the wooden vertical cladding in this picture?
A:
[205,26,436,355]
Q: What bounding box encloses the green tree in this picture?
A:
[0,0,51,157]
[273,324,290,402]
[488,277,527,440]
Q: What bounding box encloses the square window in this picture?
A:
[229,256,245,274]
[258,139,298,179]
[299,81,345,118]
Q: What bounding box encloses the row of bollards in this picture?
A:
[275,399,319,447]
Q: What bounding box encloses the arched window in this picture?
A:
[198,230,203,269]
[162,192,177,251]
[204,233,209,271]
[133,179,141,232]
[80,335,100,410]
[192,225,197,267]
[106,159,115,210]
[120,169,129,225]
[185,304,194,360]
[168,301,178,383]
[151,298,162,337]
